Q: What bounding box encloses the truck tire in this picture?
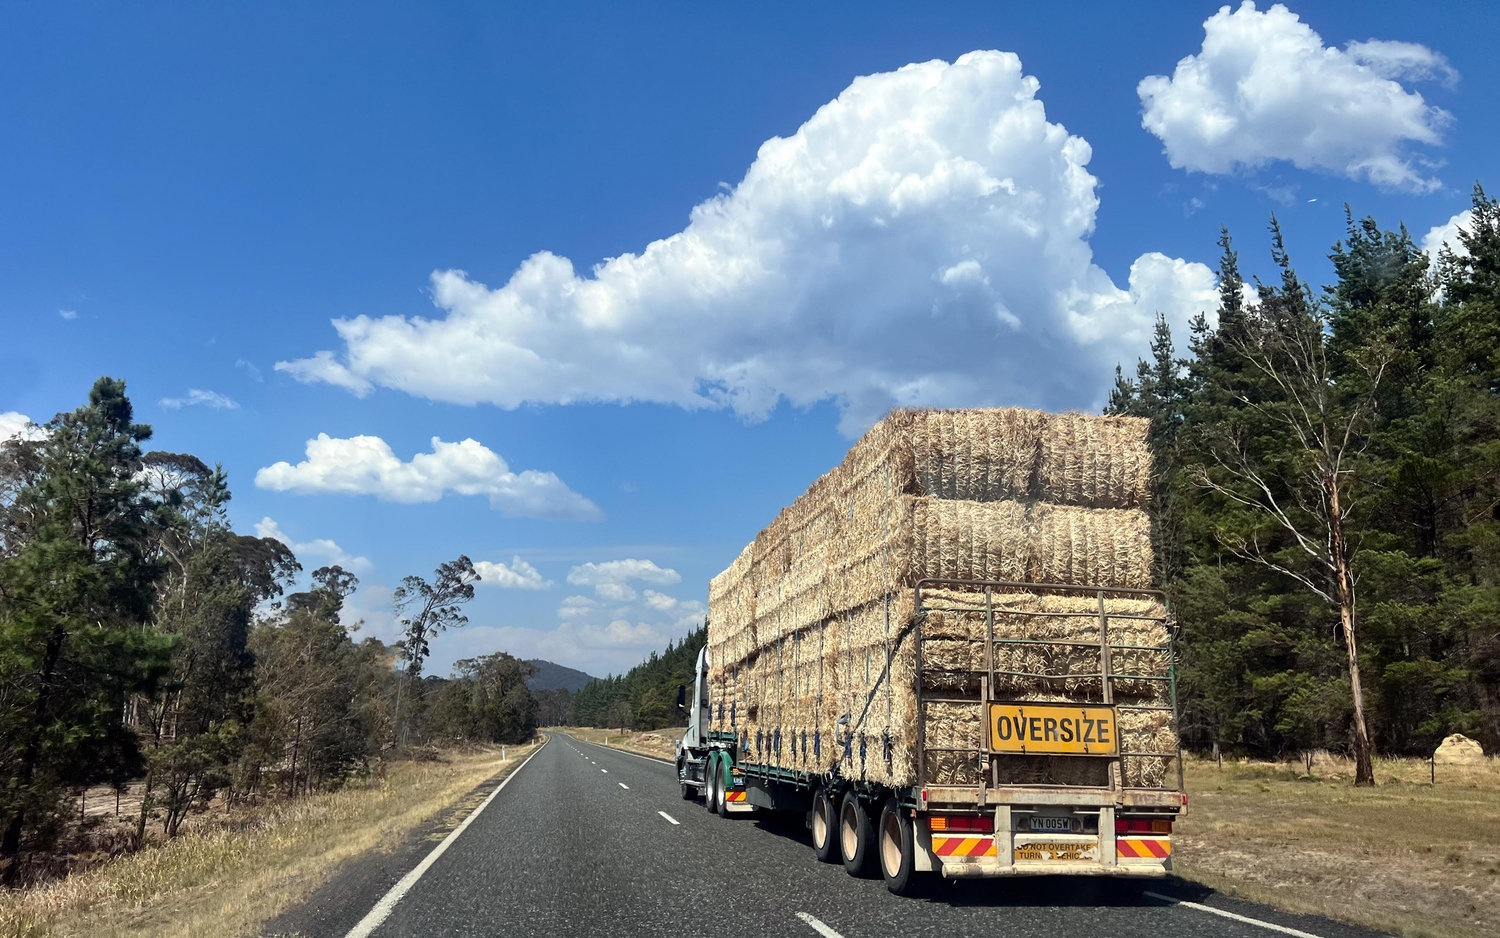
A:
[878,798,923,895]
[839,790,878,877]
[678,760,694,800]
[704,754,720,813]
[714,761,732,818]
[811,787,838,863]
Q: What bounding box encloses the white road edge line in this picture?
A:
[342,741,547,938]
[658,811,680,825]
[618,782,629,789]
[796,912,846,938]
[1144,892,1324,938]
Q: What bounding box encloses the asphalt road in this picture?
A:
[279,732,1391,938]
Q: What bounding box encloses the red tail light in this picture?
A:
[929,814,994,833]
[1115,818,1172,834]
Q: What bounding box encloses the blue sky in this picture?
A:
[2,1,1493,676]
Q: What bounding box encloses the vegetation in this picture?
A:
[569,625,707,731]
[0,381,538,886]
[1110,183,1500,773]
[0,744,536,938]
[1175,754,1500,938]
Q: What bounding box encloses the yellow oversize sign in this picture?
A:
[988,703,1118,755]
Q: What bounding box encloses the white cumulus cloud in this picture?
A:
[1,412,43,441]
[277,50,1216,434]
[254,433,601,521]
[1423,209,1472,261]
[1138,2,1454,192]
[474,556,552,590]
[253,516,372,574]
[160,389,239,410]
[567,559,681,593]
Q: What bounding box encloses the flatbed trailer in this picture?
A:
[677,579,1185,895]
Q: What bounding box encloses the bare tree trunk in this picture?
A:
[1328,475,1375,786]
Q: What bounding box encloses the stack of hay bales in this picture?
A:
[706,408,1177,791]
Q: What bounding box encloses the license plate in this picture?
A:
[988,703,1118,755]
[1013,839,1098,862]
[1028,816,1080,833]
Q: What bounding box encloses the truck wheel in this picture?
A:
[678,761,694,800]
[879,798,923,895]
[811,787,838,863]
[839,790,878,878]
[704,755,720,813]
[714,764,732,818]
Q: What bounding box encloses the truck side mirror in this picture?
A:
[675,684,686,710]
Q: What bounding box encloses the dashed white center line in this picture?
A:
[657,811,680,825]
[1144,892,1323,938]
[618,783,629,789]
[601,768,608,773]
[796,912,846,938]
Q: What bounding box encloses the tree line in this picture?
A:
[0,382,538,884]
[546,625,706,732]
[1110,184,1500,783]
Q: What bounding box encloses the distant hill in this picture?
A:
[525,659,596,693]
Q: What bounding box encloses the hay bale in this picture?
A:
[1037,412,1151,509]
[1434,733,1486,765]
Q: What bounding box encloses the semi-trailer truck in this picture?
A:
[673,407,1184,895]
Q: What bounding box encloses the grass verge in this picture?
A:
[1174,754,1500,938]
[0,740,540,938]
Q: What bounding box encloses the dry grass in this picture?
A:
[1174,752,1500,938]
[0,742,539,938]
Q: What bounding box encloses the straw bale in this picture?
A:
[922,700,985,785]
[1029,503,1153,590]
[911,497,1031,583]
[1037,412,1151,509]
[993,756,1111,788]
[910,407,1046,502]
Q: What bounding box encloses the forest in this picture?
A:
[4,185,1499,883]
[0,394,538,884]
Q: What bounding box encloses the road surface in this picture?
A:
[275,732,1388,938]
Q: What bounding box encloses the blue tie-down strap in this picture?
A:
[859,733,867,767]
[730,703,736,727]
[790,732,797,757]
[773,727,781,755]
[801,730,808,761]
[884,732,892,769]
[756,729,764,753]
[716,702,723,721]
[843,735,854,763]
[814,730,822,758]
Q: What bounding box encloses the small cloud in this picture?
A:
[236,359,264,382]
[58,309,77,321]
[595,582,638,602]
[1,412,44,441]
[253,516,372,573]
[557,595,598,619]
[1139,2,1455,192]
[474,557,553,590]
[566,559,680,602]
[1423,209,1473,261]
[642,589,679,611]
[1308,198,1318,203]
[1184,197,1205,217]
[160,389,239,410]
[255,432,602,521]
